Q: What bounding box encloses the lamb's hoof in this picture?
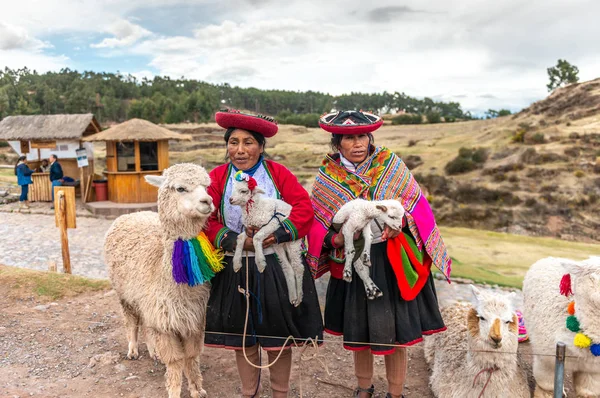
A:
[343,270,352,282]
[232,262,242,273]
[366,286,383,300]
[256,260,267,273]
[362,252,371,263]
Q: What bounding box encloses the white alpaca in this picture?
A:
[523,256,600,397]
[229,178,304,306]
[423,285,530,398]
[332,199,405,299]
[104,163,215,398]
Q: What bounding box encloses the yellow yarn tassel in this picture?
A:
[574,333,592,348]
[197,232,225,272]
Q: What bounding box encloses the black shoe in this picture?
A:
[354,385,375,397]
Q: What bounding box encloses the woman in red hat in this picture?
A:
[204,110,323,398]
[307,111,451,398]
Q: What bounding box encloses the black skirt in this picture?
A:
[324,241,446,355]
[205,253,324,350]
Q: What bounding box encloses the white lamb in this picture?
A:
[229,178,304,307]
[104,163,215,398]
[332,199,405,299]
[424,285,530,398]
[523,256,600,397]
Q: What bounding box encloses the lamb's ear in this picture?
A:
[376,205,388,212]
[145,175,166,188]
[470,284,484,303]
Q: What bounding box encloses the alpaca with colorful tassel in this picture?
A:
[523,256,600,397]
[229,170,305,306]
[105,163,222,398]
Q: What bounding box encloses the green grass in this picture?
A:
[0,265,111,301]
[439,227,600,288]
[0,168,17,185]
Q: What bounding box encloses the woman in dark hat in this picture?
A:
[204,110,323,398]
[307,110,451,398]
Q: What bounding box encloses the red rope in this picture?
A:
[472,366,498,398]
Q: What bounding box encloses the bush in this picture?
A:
[0,140,8,148]
[426,111,442,124]
[407,139,417,147]
[392,114,422,125]
[445,147,489,175]
[525,198,537,207]
[276,112,320,128]
[472,148,489,164]
[493,173,507,182]
[508,175,519,183]
[574,170,585,178]
[530,133,546,144]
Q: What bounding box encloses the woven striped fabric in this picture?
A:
[308,146,452,280]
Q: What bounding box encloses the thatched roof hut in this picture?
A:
[82,118,191,142]
[0,114,100,140]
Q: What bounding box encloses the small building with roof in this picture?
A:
[0,114,100,201]
[82,118,190,205]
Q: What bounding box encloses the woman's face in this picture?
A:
[227,129,263,170]
[338,134,370,163]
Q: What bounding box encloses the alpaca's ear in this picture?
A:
[376,205,388,212]
[470,284,484,303]
[506,291,517,310]
[561,260,593,277]
[145,175,166,188]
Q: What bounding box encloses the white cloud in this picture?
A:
[91,20,152,48]
[0,49,69,71]
[0,22,52,51]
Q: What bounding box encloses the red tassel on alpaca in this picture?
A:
[560,274,572,297]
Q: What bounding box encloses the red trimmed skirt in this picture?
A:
[324,240,446,355]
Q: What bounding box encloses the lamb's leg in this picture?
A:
[532,357,556,398]
[233,232,247,272]
[121,299,140,360]
[274,245,298,306]
[362,224,372,266]
[354,258,382,300]
[253,221,279,272]
[341,225,356,282]
[573,371,600,398]
[289,241,305,306]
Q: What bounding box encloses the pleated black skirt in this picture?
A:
[205,254,324,350]
[324,241,446,355]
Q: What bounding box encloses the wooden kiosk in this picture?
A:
[82,118,191,203]
[0,114,100,202]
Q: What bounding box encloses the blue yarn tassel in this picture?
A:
[186,241,204,286]
[193,238,216,282]
[591,344,600,357]
[171,240,188,284]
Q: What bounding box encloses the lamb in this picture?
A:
[423,285,530,398]
[332,199,405,299]
[229,172,304,306]
[522,256,600,397]
[104,163,219,398]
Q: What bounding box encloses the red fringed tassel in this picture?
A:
[560,274,572,297]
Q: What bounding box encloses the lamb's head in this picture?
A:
[229,171,264,207]
[562,256,600,338]
[467,285,518,352]
[374,200,405,231]
[145,164,214,234]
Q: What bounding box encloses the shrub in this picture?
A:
[525,198,537,207]
[574,170,585,178]
[392,114,422,125]
[276,112,320,127]
[472,148,489,164]
[508,175,519,183]
[530,133,546,144]
[0,140,9,148]
[408,139,417,147]
[511,129,526,143]
[445,147,489,175]
[426,111,442,124]
[493,173,507,182]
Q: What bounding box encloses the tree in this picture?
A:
[547,59,579,91]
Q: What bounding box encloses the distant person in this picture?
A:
[15,156,34,209]
[37,159,50,173]
[49,154,64,208]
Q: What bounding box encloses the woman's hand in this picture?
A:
[244,227,277,249]
[382,225,401,241]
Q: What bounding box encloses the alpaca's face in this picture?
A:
[229,181,264,207]
[146,163,214,219]
[375,200,405,231]
[468,285,518,351]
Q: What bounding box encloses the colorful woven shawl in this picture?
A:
[307,146,452,281]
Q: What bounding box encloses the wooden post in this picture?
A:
[48,261,57,272]
[57,190,71,274]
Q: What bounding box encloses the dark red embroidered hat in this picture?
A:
[215,109,278,138]
[318,110,383,135]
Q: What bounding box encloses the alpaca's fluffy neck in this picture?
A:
[160,217,207,241]
[466,335,518,374]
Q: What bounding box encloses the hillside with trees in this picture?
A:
[0,67,469,125]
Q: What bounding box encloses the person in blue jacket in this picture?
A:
[14,155,34,209]
[49,154,64,208]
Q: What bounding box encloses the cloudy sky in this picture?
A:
[2,0,600,114]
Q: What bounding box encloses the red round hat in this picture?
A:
[215,109,278,138]
[318,110,383,134]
